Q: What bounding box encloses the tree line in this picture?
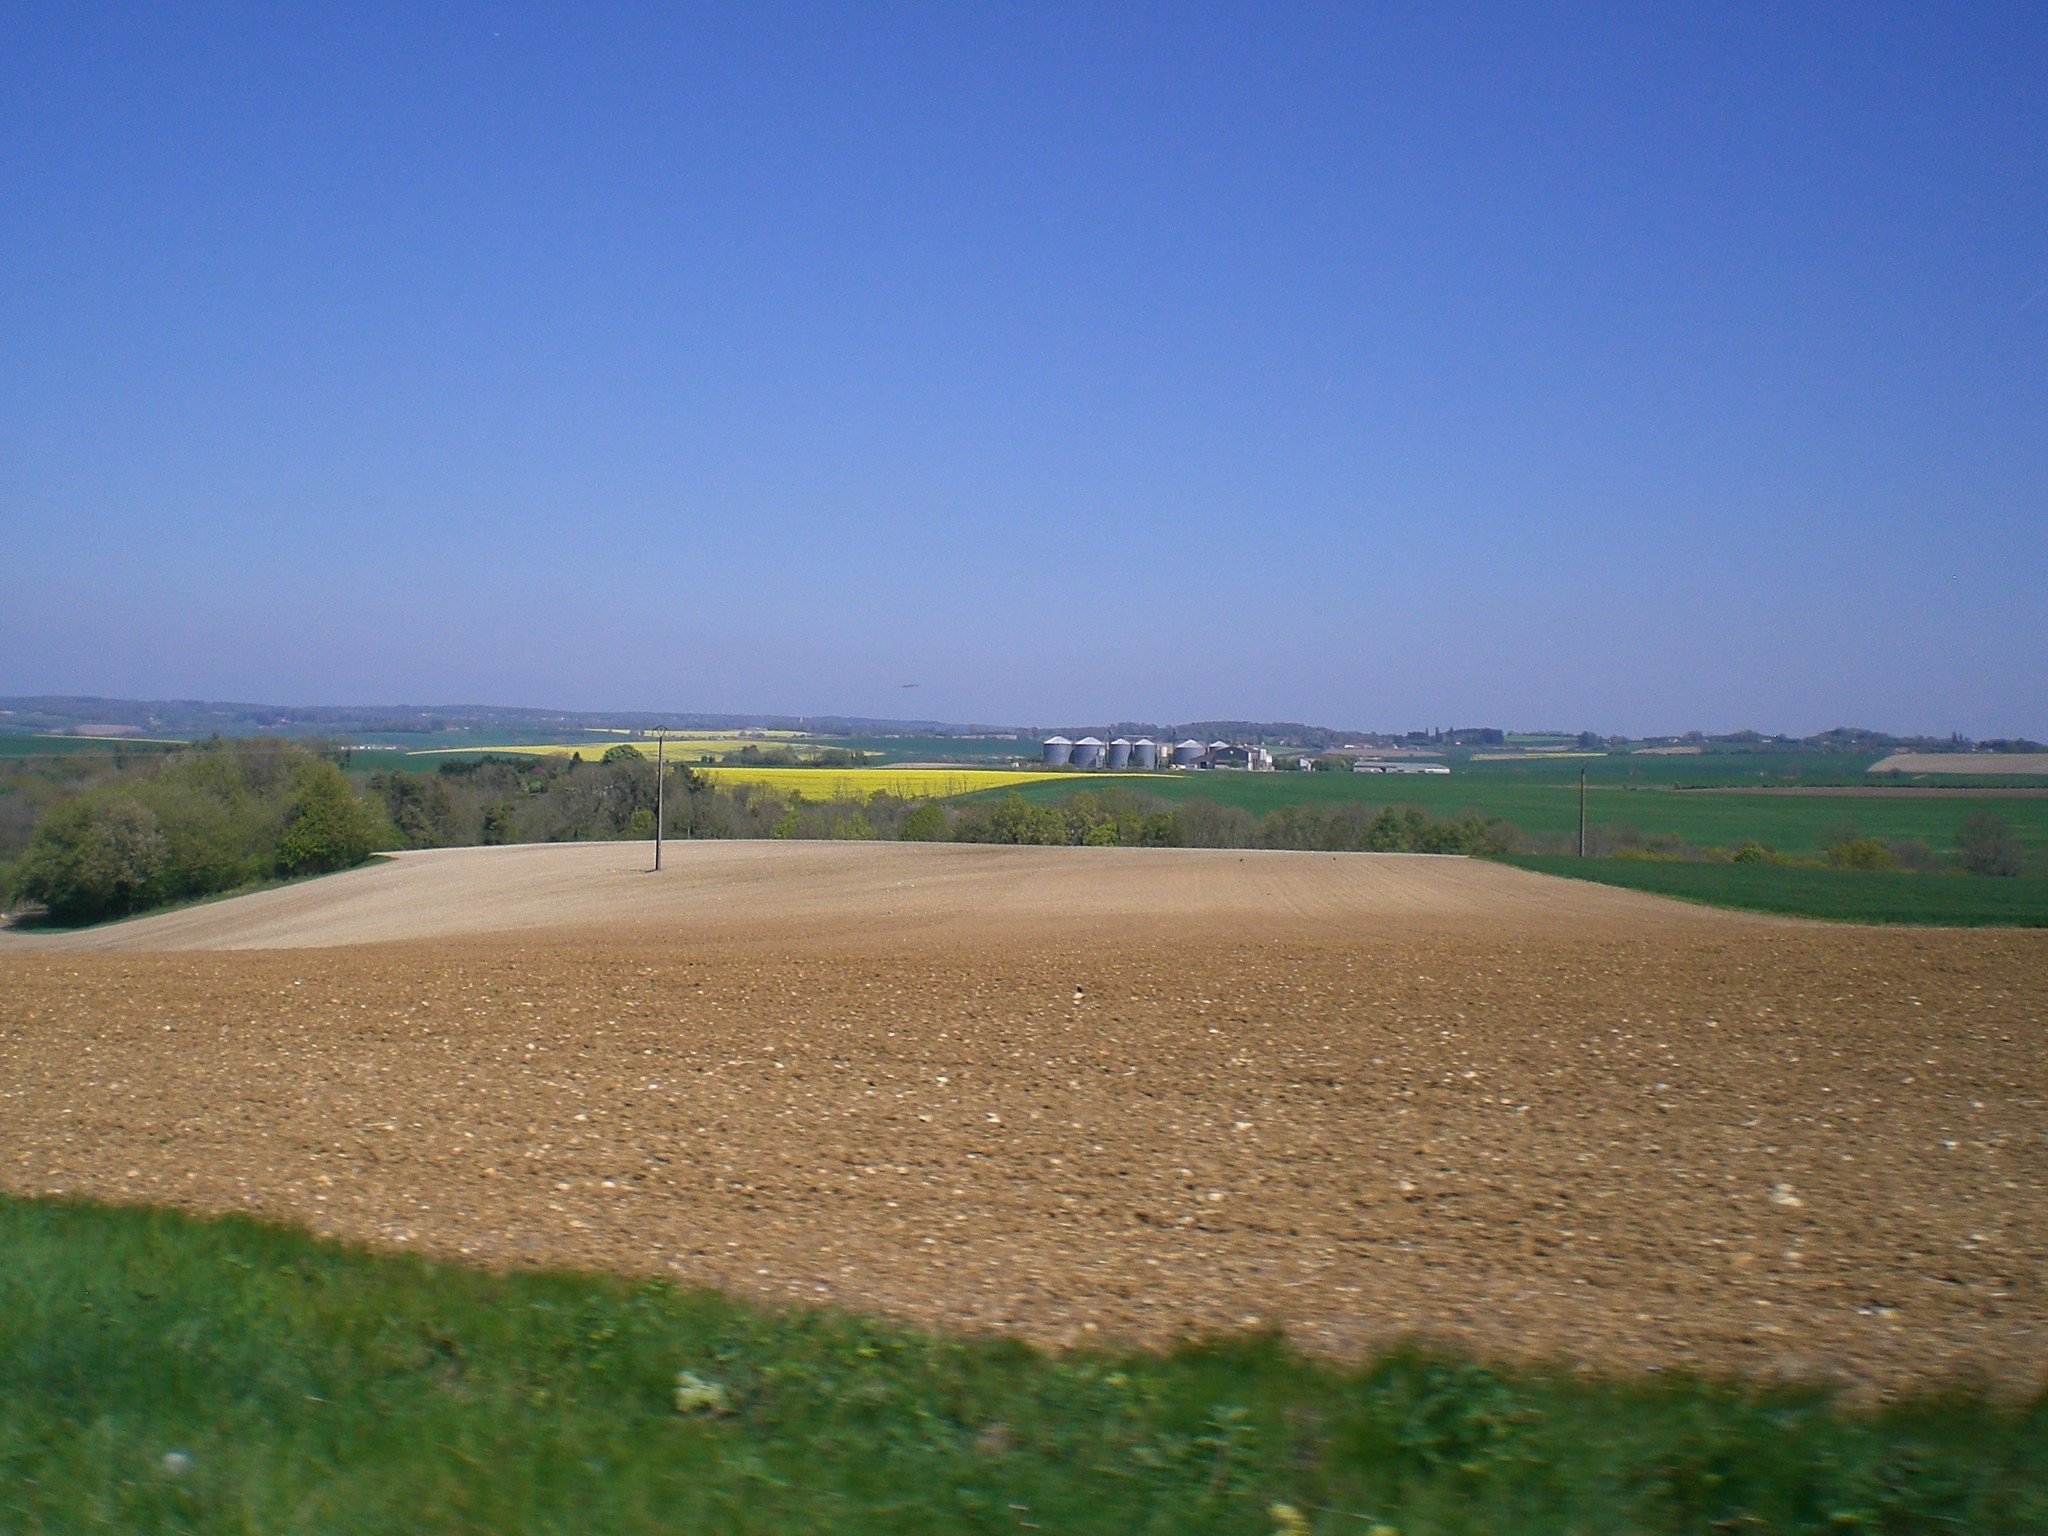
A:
[2,744,1535,928]
[5,738,383,925]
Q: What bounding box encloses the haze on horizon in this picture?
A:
[3,5,2043,740]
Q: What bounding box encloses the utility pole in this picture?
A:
[1572,770,1589,868]
[654,732,665,872]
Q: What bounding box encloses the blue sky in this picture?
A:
[4,4,2043,735]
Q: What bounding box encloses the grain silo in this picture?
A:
[1070,736,1105,769]
[1042,735,1073,767]
[1106,737,1132,769]
[1171,738,1204,767]
[1131,737,1158,769]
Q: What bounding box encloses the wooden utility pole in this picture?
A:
[654,733,665,872]
[1578,766,1587,858]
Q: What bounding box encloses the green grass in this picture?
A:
[0,734,185,761]
[1461,751,2048,790]
[971,773,2048,858]
[1502,856,2048,926]
[1458,750,1892,786]
[4,1198,2046,1534]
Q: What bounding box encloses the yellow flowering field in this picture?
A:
[696,766,1062,800]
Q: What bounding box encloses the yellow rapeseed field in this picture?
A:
[696,766,1073,800]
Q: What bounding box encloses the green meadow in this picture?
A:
[977,771,2048,858]
[1502,856,2048,927]
[0,734,185,761]
[6,1197,2046,1536]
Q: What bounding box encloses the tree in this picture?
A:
[601,744,644,763]
[275,761,382,876]
[19,793,168,924]
[1955,812,2024,877]
[1825,835,1894,871]
[481,802,516,845]
[899,803,947,841]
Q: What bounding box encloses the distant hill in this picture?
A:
[0,696,2017,755]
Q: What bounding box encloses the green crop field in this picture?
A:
[1459,751,1885,786]
[1503,856,2048,927]
[969,772,2048,858]
[6,1197,2044,1536]
[1460,751,2048,790]
[0,734,185,761]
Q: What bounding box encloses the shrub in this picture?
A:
[1955,812,2024,877]
[1825,835,1896,871]
[1889,838,1943,874]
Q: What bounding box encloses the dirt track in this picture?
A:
[3,844,2043,1396]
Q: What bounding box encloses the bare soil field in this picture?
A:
[0,839,1710,953]
[3,844,2042,1397]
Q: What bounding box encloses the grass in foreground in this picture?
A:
[4,1199,2044,1534]
[1503,855,2048,926]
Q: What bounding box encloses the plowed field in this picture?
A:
[3,843,2042,1396]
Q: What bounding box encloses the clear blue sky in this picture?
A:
[4,4,2043,736]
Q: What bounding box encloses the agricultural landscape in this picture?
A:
[12,7,2048,1527]
[4,700,2048,1530]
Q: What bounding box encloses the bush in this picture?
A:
[1825,835,1896,871]
[1890,838,1943,874]
[1955,812,2025,877]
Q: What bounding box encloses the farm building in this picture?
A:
[1041,736,1073,767]
[1352,759,1450,775]
[1205,743,1275,771]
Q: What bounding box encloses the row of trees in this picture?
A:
[921,789,1522,854]
[367,762,1525,857]
[1592,812,2033,877]
[9,739,384,925]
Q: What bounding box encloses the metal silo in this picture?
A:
[1042,735,1073,767]
[1131,737,1158,769]
[1171,738,1204,767]
[1106,737,1132,769]
[1070,736,1104,769]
